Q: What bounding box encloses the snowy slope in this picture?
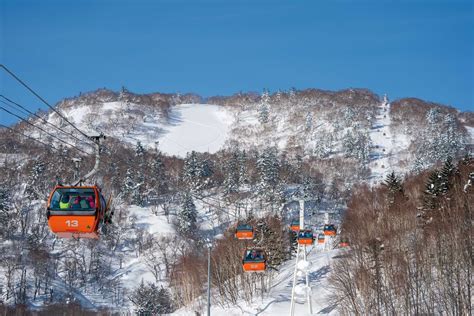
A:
[175,245,340,316]
[40,102,235,157]
[159,104,233,156]
[368,97,411,183]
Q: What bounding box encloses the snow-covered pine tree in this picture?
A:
[129,281,173,315]
[256,147,280,203]
[183,151,213,192]
[151,154,167,195]
[223,151,241,196]
[0,186,12,238]
[439,156,457,194]
[177,193,197,237]
[424,170,442,210]
[258,90,270,124]
[133,141,146,206]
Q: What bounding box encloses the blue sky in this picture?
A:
[1,0,473,126]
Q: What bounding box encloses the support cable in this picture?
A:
[0,124,58,152]
[0,95,94,148]
[0,106,90,155]
[0,64,93,142]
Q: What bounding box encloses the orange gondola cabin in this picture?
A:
[235,223,254,240]
[46,185,107,239]
[317,233,325,244]
[297,229,314,245]
[323,224,337,236]
[339,237,350,248]
[242,248,267,272]
[290,219,300,232]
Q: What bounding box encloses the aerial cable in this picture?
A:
[0,64,93,142]
[0,95,94,148]
[0,124,58,152]
[0,98,31,117]
[0,106,90,155]
[191,193,238,220]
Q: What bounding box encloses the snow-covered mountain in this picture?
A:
[28,88,473,183]
[0,87,472,315]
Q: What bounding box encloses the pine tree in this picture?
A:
[0,186,12,238]
[384,171,403,192]
[258,90,270,124]
[384,171,403,204]
[424,170,442,210]
[439,156,457,194]
[183,151,213,192]
[129,281,173,315]
[256,147,280,202]
[177,193,197,236]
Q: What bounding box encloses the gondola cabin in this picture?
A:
[317,233,325,244]
[339,237,350,248]
[290,219,300,232]
[297,229,314,245]
[46,185,107,238]
[242,248,266,272]
[323,224,337,236]
[235,223,254,240]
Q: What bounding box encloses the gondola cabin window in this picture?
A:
[49,188,96,211]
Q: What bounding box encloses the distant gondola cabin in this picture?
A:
[317,233,325,244]
[46,185,107,239]
[297,229,314,245]
[290,219,300,232]
[242,248,267,272]
[235,223,254,240]
[323,224,337,236]
[339,237,350,248]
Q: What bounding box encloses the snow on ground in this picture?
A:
[368,98,410,184]
[175,244,340,316]
[127,205,175,235]
[158,104,234,157]
[467,126,474,144]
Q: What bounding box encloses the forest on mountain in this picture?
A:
[332,157,473,315]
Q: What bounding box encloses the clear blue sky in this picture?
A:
[1,0,473,126]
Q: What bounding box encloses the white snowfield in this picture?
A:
[175,245,339,316]
[159,104,233,156]
[49,102,234,157]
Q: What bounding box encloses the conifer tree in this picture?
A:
[177,193,197,236]
[384,171,403,204]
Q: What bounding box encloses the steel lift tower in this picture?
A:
[289,200,313,315]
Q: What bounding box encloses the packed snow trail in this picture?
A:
[176,246,340,316]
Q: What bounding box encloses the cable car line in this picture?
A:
[0,124,58,152]
[0,106,91,155]
[0,98,31,117]
[0,64,94,143]
[0,95,95,148]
